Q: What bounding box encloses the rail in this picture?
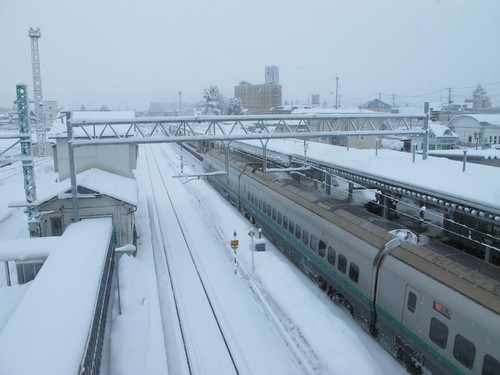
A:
[79,237,115,375]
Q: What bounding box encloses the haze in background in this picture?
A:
[0,0,499,111]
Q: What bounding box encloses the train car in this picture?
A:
[203,148,500,375]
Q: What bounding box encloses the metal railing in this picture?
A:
[79,238,115,375]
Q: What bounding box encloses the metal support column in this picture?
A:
[16,84,41,237]
[382,193,389,219]
[347,182,354,203]
[325,173,332,195]
[65,111,80,222]
[422,102,429,160]
[28,27,48,157]
[224,141,231,184]
[260,140,269,172]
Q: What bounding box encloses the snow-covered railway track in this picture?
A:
[169,145,325,375]
[144,145,240,375]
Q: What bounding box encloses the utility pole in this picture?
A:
[392,94,396,107]
[178,91,182,115]
[28,27,48,157]
[335,76,339,109]
[447,87,453,106]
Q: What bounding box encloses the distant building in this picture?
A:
[429,103,473,122]
[448,114,500,147]
[234,81,282,115]
[235,66,282,114]
[148,102,178,116]
[359,98,392,112]
[275,107,383,149]
[265,65,279,84]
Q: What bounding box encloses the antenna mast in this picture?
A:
[28,27,48,157]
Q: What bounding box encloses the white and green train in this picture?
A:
[203,148,500,375]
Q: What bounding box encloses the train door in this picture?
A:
[402,285,422,336]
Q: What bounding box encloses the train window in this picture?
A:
[318,241,326,257]
[453,334,476,369]
[302,229,309,245]
[272,207,277,221]
[267,204,272,216]
[310,234,318,251]
[349,262,359,283]
[248,191,251,202]
[482,354,500,375]
[263,202,267,213]
[338,254,347,273]
[327,247,336,265]
[277,211,282,225]
[429,318,448,349]
[295,224,302,239]
[289,219,294,234]
[283,215,288,230]
[407,292,417,313]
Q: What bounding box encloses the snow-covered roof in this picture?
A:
[241,139,500,210]
[291,107,376,115]
[0,237,56,262]
[360,98,391,109]
[428,122,459,138]
[0,218,113,375]
[37,168,137,206]
[49,110,136,138]
[450,114,500,127]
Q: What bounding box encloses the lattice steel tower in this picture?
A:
[28,27,48,157]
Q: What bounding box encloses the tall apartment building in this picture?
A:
[265,65,279,84]
[235,66,282,114]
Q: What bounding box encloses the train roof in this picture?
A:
[207,148,500,314]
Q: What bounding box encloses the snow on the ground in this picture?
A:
[109,255,155,375]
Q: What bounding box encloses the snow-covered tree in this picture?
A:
[471,84,491,109]
[200,85,225,115]
[472,84,487,99]
[227,97,243,115]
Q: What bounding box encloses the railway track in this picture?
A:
[144,145,240,375]
[154,143,325,375]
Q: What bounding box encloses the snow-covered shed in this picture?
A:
[411,122,459,150]
[37,168,137,247]
[49,110,138,180]
[448,114,500,147]
[359,98,392,112]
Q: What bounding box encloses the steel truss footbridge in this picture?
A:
[62,109,430,220]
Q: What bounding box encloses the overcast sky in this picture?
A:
[1,0,499,111]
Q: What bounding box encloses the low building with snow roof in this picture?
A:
[35,168,137,247]
[448,114,500,147]
[359,98,392,113]
[411,122,459,151]
[283,107,386,149]
[48,110,138,180]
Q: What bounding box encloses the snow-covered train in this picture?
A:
[203,148,500,375]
